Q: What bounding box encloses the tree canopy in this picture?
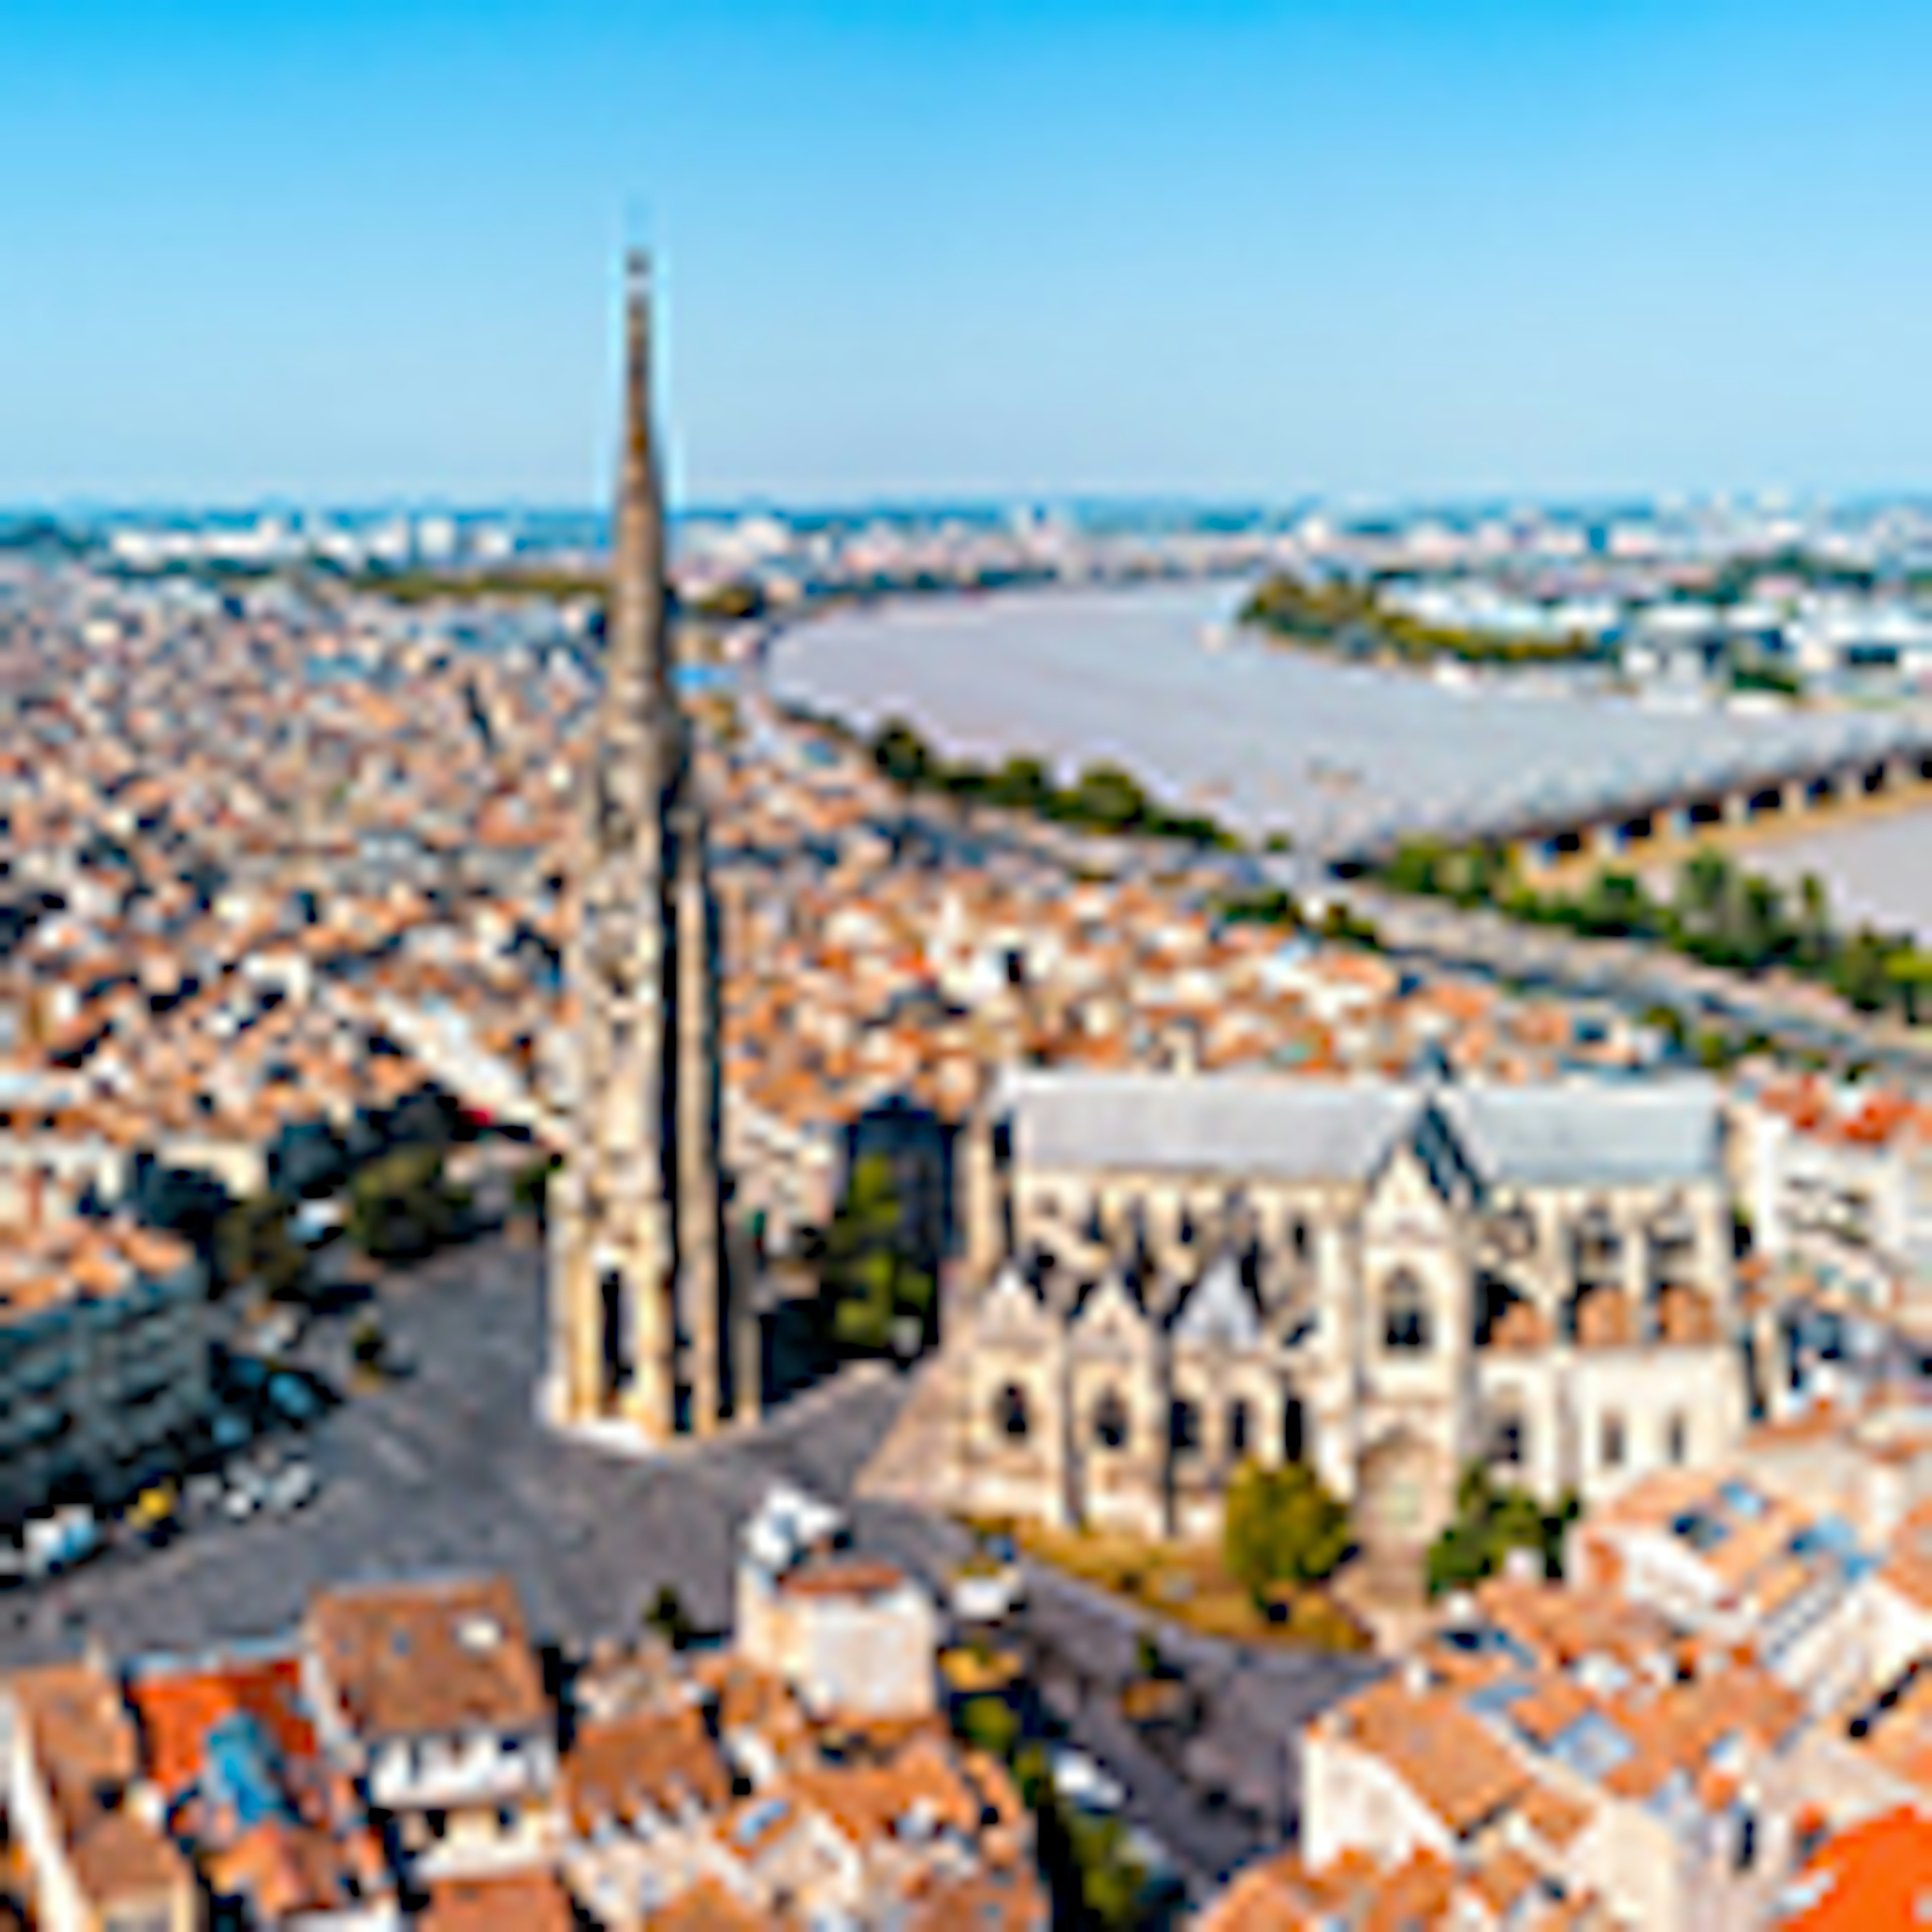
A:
[866,717,1239,850]
[346,1145,469,1262]
[1223,1458,1351,1602]
[1375,838,1932,1027]
[1426,1465,1577,1599]
[819,1152,936,1357]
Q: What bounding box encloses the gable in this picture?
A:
[1071,1271,1152,1350]
[1172,1252,1261,1351]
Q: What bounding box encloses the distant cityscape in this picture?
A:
[16,492,1932,696]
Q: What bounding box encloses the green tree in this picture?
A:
[693,579,764,621]
[347,1146,468,1262]
[1673,847,1735,951]
[1577,870,1654,938]
[988,754,1051,812]
[1832,929,1896,1013]
[1885,948,1932,1026]
[511,1153,560,1231]
[349,1312,387,1378]
[956,1694,1021,1762]
[1063,763,1148,834]
[1223,1459,1351,1603]
[820,1153,935,1357]
[643,1584,695,1650]
[870,717,934,789]
[1384,839,1447,897]
[1734,873,1789,970]
[215,1194,307,1303]
[1064,1811,1154,1931]
[1425,1464,1574,1598]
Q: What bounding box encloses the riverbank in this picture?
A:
[1530,769,1932,946]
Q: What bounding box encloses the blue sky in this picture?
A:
[5,0,1931,508]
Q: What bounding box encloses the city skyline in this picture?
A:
[8,0,1932,507]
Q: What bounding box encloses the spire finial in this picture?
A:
[611,243,666,696]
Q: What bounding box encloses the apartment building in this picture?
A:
[1301,1577,1812,1932]
[0,1661,197,1932]
[0,1219,210,1529]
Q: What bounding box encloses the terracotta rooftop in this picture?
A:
[305,1573,548,1745]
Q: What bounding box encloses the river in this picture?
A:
[768,579,1928,882]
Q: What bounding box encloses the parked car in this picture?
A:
[950,1556,1026,1624]
[266,1461,317,1513]
[268,1373,324,1425]
[1046,1745,1126,1814]
[185,1473,227,1517]
[24,1505,102,1577]
[123,1482,180,1547]
[211,1408,252,1453]
[222,1472,266,1520]
[252,1307,304,1355]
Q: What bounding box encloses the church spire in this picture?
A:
[610,248,668,705]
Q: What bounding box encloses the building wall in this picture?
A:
[1298,1727,1456,1876]
[0,1254,212,1527]
[947,1088,1745,1553]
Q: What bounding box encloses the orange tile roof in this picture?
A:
[126,1653,315,1800]
[419,1873,575,1932]
[1327,1678,1527,1837]
[564,1705,731,1830]
[306,1573,547,1744]
[1782,1806,1932,1930]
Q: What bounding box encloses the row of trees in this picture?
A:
[214,1148,475,1304]
[869,717,1240,850]
[1242,573,1598,668]
[1378,839,1932,1025]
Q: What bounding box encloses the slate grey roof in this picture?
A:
[993,1069,1721,1190]
[1440,1080,1721,1187]
[997,1070,1413,1182]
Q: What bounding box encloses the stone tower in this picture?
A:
[545,252,739,1444]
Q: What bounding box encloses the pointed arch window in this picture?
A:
[1282,1393,1307,1464]
[1383,1270,1432,1351]
[599,1268,628,1389]
[996,1384,1030,1440]
[1169,1398,1200,1454]
[1094,1388,1131,1451]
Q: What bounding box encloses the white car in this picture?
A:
[1047,1746,1126,1814]
[222,1474,267,1520]
[254,1308,303,1355]
[267,1463,317,1513]
[950,1562,1026,1624]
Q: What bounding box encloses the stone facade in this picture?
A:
[544,256,744,1445]
[944,1070,1746,1560]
